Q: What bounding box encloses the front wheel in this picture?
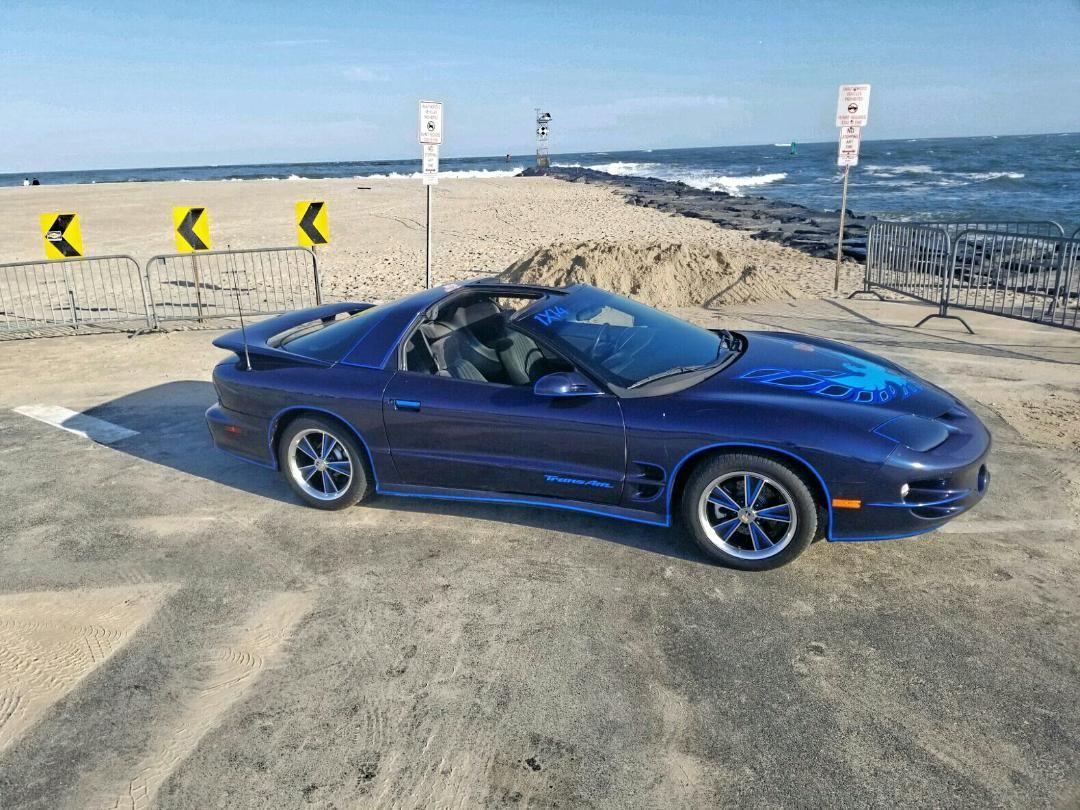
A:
[680,453,818,570]
[278,417,372,510]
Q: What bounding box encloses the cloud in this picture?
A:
[342,65,388,83]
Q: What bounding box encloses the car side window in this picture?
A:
[403,329,438,375]
[402,296,572,386]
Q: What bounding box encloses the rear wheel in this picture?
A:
[278,416,372,510]
[680,453,817,570]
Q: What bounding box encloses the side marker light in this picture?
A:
[832,498,862,509]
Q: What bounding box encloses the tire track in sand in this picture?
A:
[0,584,174,754]
[88,590,314,810]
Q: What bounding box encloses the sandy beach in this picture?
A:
[0,176,860,308]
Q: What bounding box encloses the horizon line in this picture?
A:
[2,130,1076,177]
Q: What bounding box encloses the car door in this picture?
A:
[381,371,626,504]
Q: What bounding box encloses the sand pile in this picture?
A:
[499,240,801,310]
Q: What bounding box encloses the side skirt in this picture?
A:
[376,483,669,527]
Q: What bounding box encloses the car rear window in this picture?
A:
[280,306,386,362]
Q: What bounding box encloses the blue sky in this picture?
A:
[1,0,1078,171]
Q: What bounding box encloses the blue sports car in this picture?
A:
[207,279,990,570]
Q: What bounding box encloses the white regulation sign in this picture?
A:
[836,84,871,128]
[422,143,440,185]
[418,100,443,145]
[837,126,862,167]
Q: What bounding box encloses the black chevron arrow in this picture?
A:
[177,208,208,250]
[299,202,327,245]
[46,214,81,257]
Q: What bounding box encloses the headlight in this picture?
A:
[874,414,950,452]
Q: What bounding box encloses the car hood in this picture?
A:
[686,330,961,427]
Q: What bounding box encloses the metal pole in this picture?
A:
[425,184,432,289]
[311,245,322,305]
[834,165,851,292]
[191,253,205,322]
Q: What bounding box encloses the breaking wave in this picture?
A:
[681,172,788,195]
[864,164,1024,185]
[554,161,787,196]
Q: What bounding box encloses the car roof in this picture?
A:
[336,278,569,368]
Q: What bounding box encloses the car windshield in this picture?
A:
[517,287,727,389]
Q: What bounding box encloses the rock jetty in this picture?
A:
[520,165,872,262]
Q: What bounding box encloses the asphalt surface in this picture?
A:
[0,299,1077,809]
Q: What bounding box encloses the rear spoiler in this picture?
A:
[212,302,373,361]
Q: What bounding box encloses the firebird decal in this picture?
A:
[739,359,920,404]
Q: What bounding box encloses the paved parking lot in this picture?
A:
[0,299,1077,808]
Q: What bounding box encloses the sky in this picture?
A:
[1,0,1078,172]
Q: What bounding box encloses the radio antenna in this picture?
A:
[226,245,252,371]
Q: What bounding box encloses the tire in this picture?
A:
[680,452,818,570]
[277,416,372,510]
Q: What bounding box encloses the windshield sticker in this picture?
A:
[739,359,920,404]
[533,305,569,326]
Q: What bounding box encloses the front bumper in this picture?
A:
[829,407,991,541]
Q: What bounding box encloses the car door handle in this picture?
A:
[392,399,421,412]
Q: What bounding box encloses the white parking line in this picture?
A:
[938,518,1075,535]
[12,404,138,444]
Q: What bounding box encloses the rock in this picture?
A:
[521,165,873,261]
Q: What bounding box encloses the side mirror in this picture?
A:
[533,371,603,398]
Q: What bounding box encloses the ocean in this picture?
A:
[3,133,1077,227]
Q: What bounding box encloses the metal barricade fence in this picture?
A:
[920,220,1065,239]
[144,247,321,327]
[862,222,952,305]
[948,230,1079,330]
[1,255,150,335]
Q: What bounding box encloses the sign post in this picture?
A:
[422,143,439,289]
[834,85,870,291]
[173,206,212,321]
[419,101,443,289]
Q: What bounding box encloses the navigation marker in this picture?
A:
[296,201,329,247]
[173,207,211,252]
[40,213,84,260]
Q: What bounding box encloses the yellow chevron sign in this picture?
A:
[173,206,211,252]
[40,213,84,260]
[296,201,329,247]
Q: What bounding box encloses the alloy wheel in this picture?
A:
[697,471,798,560]
[286,428,354,501]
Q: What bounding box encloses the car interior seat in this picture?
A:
[408,295,572,385]
[496,331,551,384]
[444,301,506,381]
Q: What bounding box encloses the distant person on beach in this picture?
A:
[22,177,30,186]
[505,153,511,162]
[31,178,40,186]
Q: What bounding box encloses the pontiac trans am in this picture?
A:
[207,280,990,570]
